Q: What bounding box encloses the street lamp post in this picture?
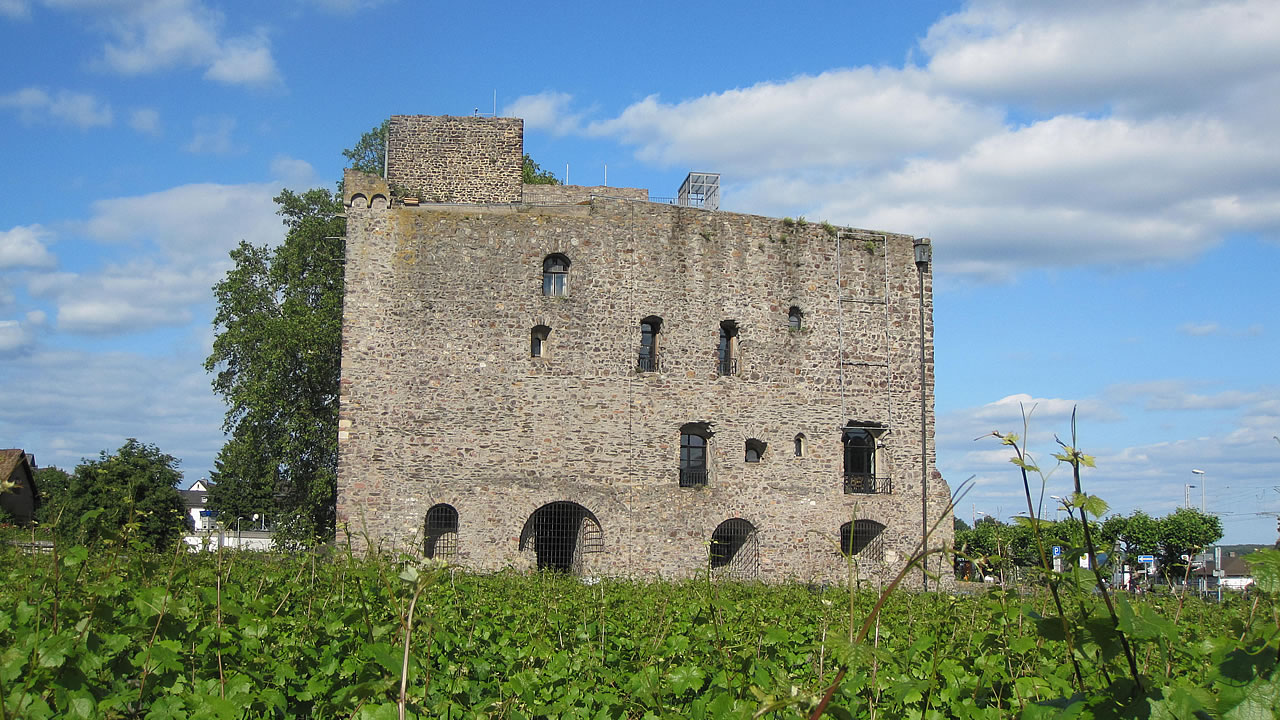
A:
[1191,469,1206,512]
[1184,484,1195,509]
[235,516,244,547]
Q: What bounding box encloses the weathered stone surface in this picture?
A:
[338,116,952,587]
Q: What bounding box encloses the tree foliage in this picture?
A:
[341,119,388,177]
[522,153,560,185]
[32,466,71,526]
[205,187,344,544]
[57,440,185,551]
[1157,507,1223,575]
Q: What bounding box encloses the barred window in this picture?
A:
[680,422,710,487]
[710,518,759,579]
[840,519,886,562]
[423,504,459,559]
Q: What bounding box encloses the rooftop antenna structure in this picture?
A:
[678,172,720,210]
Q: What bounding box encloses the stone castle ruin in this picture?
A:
[337,114,952,584]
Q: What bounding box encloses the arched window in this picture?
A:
[744,438,766,463]
[839,520,886,562]
[788,306,803,331]
[423,504,459,559]
[794,433,806,458]
[718,320,739,376]
[530,325,550,358]
[519,501,603,573]
[542,254,570,296]
[710,518,759,579]
[843,422,884,493]
[679,422,710,487]
[639,316,663,372]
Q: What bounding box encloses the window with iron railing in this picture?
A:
[718,320,738,376]
[680,423,708,487]
[639,316,662,373]
[843,473,893,495]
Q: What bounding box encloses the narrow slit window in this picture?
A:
[530,325,550,358]
[639,316,663,372]
[794,433,806,458]
[718,320,738,376]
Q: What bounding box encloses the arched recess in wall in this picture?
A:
[370,194,389,209]
[349,193,368,208]
[710,518,759,580]
[423,503,459,559]
[839,519,886,562]
[519,501,603,573]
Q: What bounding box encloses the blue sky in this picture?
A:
[1,0,1277,544]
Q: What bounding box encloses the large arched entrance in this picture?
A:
[519,501,603,573]
[710,518,759,580]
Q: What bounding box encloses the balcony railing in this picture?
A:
[637,354,662,373]
[844,473,892,495]
[718,357,738,377]
[679,468,708,488]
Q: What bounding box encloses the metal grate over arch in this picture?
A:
[519,501,603,573]
[710,518,759,580]
[424,504,459,559]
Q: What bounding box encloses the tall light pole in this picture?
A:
[1184,484,1195,509]
[1191,469,1206,512]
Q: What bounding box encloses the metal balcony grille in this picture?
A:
[679,468,708,487]
[843,473,892,494]
[637,354,662,373]
[718,357,738,377]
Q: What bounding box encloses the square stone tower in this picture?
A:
[337,115,952,586]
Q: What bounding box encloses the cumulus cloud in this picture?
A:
[45,0,281,87]
[0,224,56,268]
[530,0,1280,280]
[20,180,284,336]
[0,319,33,352]
[0,0,28,18]
[184,115,239,154]
[129,107,161,134]
[269,154,319,190]
[921,0,1280,116]
[0,87,112,129]
[504,92,586,137]
[0,345,226,475]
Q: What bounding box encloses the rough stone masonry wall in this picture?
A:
[522,184,649,204]
[338,184,953,587]
[386,115,523,203]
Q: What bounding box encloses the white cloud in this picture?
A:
[0,224,56,268]
[505,92,585,137]
[0,319,32,352]
[299,0,390,12]
[0,87,112,129]
[921,0,1280,116]
[184,115,239,154]
[584,69,1002,175]
[46,0,281,87]
[0,0,28,18]
[79,181,281,265]
[0,346,226,476]
[1179,322,1220,337]
[18,180,283,336]
[270,154,318,189]
[129,107,161,134]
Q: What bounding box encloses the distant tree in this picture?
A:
[953,516,971,534]
[342,119,388,176]
[58,440,186,551]
[1101,510,1160,558]
[1157,507,1223,578]
[32,466,71,526]
[522,154,560,185]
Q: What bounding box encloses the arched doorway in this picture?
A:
[710,518,759,580]
[519,501,603,573]
[423,504,459,559]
